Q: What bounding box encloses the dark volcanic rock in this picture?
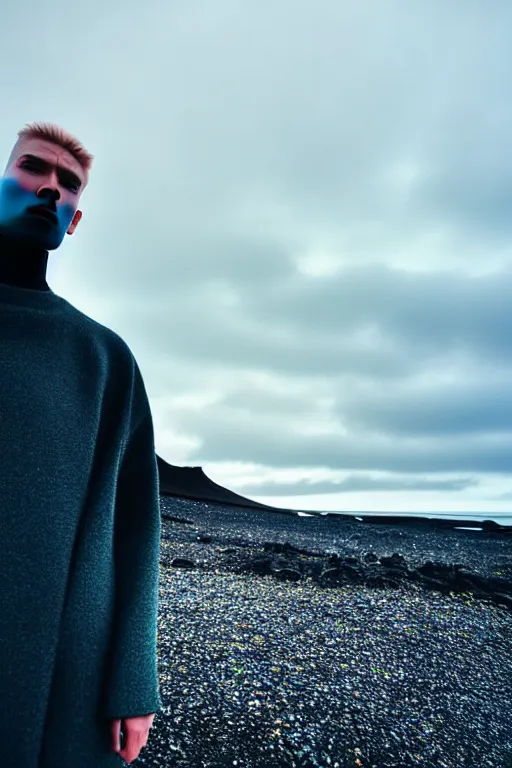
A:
[171,543,512,610]
[164,515,195,525]
[250,557,274,575]
[171,557,196,569]
[274,568,302,582]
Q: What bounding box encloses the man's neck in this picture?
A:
[0,234,50,291]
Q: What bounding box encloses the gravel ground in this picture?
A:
[131,497,512,768]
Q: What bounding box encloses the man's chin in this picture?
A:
[0,225,63,251]
[26,238,62,251]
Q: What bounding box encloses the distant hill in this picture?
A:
[156,455,292,513]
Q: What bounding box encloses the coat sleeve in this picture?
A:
[101,380,163,720]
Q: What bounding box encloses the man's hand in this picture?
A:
[111,714,156,764]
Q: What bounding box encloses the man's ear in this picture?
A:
[67,209,83,236]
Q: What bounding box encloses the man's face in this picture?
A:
[0,138,87,251]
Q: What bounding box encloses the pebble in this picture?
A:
[131,497,512,768]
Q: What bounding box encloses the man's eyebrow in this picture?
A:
[18,153,83,189]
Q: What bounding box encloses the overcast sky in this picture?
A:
[2,1,512,517]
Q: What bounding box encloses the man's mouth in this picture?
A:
[27,206,58,225]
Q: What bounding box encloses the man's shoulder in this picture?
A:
[60,297,138,373]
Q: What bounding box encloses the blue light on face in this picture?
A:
[0,177,76,250]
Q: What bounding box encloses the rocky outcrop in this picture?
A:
[162,535,512,611]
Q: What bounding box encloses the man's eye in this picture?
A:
[21,162,43,172]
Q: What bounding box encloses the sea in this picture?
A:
[298,510,512,528]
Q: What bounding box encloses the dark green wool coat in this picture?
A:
[0,283,162,767]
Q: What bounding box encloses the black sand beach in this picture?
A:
[133,496,512,768]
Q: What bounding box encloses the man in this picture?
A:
[0,122,162,766]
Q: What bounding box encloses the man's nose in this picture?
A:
[36,169,61,202]
[36,185,60,205]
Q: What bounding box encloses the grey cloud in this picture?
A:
[173,400,512,475]
[233,475,479,497]
[237,264,512,363]
[339,377,512,438]
[112,261,512,385]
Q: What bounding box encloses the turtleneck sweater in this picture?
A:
[0,233,51,291]
[0,239,162,766]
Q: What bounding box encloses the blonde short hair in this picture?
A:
[9,122,94,175]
